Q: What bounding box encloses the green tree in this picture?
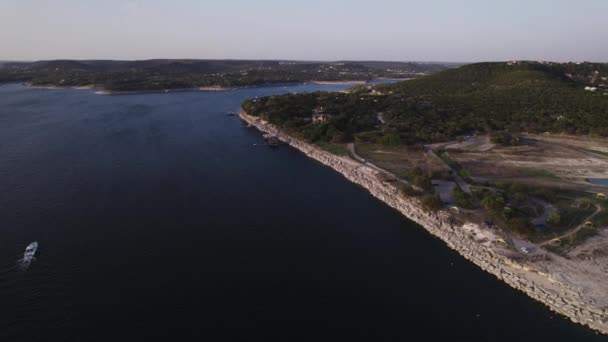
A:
[380,132,401,146]
[548,211,561,225]
[482,192,505,214]
[453,186,476,209]
[413,175,432,191]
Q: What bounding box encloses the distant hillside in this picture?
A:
[378,61,608,139]
[0,59,451,91]
[242,61,608,143]
[337,61,456,75]
[4,59,291,73]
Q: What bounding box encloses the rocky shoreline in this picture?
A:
[240,110,608,335]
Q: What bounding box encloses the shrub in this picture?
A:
[421,194,443,212]
[548,211,561,224]
[453,186,476,209]
[413,175,432,191]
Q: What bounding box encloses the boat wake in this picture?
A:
[16,257,35,272]
[16,241,38,272]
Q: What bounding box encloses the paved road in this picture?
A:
[426,148,472,194]
[512,238,546,257]
[432,180,457,205]
[530,198,557,226]
[347,143,367,163]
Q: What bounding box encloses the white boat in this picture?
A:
[24,241,38,261]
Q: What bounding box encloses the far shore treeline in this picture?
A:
[0,59,448,91]
[242,61,608,143]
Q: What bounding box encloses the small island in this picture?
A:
[241,61,608,334]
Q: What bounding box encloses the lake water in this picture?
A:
[0,83,604,341]
[588,178,608,186]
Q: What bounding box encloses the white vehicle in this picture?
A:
[520,246,531,254]
[24,241,38,261]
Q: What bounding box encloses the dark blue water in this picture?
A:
[588,178,608,186]
[0,83,605,341]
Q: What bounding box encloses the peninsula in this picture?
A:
[241,61,608,334]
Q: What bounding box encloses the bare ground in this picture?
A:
[449,137,608,189]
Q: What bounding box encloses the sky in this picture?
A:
[1,0,607,62]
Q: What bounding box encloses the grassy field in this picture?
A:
[572,226,599,245]
[519,168,560,179]
[584,149,608,157]
[548,199,596,234]
[324,139,607,246]
[355,143,443,181]
[544,226,600,254]
[592,208,608,227]
[317,142,350,156]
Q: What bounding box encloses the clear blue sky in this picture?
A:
[1,0,607,62]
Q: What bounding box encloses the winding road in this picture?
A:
[538,201,602,246]
[425,148,472,194]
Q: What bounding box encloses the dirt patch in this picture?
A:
[449,138,608,186]
[356,143,444,180]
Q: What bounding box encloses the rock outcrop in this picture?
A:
[240,111,608,334]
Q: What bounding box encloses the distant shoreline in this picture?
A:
[309,80,367,85]
[94,87,232,95]
[21,81,356,96]
[20,77,409,95]
[24,83,233,95]
[27,83,96,90]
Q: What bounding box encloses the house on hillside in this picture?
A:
[312,107,333,124]
[370,87,385,95]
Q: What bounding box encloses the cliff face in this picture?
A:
[240,111,608,334]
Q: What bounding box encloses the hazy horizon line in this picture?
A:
[2,58,606,64]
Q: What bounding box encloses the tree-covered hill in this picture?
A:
[242,61,608,144]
